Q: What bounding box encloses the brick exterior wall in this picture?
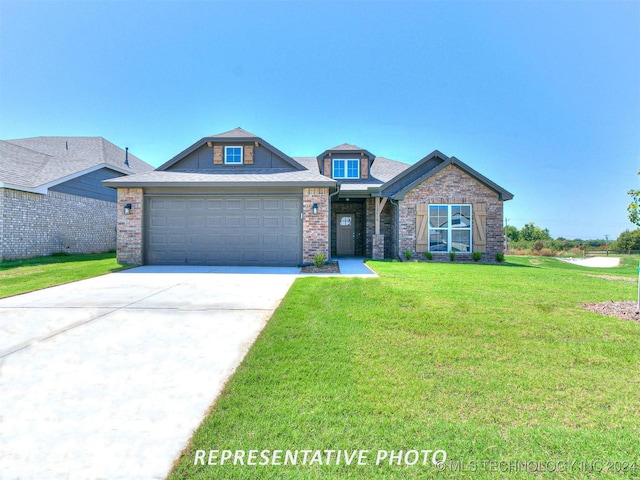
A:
[116,188,144,265]
[0,188,117,260]
[365,198,396,258]
[398,164,504,257]
[302,188,329,262]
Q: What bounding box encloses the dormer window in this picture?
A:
[224,146,243,164]
[333,159,359,179]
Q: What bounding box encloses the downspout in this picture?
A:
[328,184,341,260]
[390,197,400,260]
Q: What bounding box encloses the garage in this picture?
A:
[145,194,302,266]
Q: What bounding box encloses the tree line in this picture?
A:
[504,222,635,254]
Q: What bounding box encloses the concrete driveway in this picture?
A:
[0,266,298,480]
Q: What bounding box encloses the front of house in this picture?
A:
[105,128,513,266]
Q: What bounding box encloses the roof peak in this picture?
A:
[210,127,259,138]
[328,142,365,151]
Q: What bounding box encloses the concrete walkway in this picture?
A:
[0,268,297,480]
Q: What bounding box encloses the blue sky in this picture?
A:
[1,0,638,240]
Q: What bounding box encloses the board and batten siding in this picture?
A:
[49,168,125,202]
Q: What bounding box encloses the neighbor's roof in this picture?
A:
[0,136,153,191]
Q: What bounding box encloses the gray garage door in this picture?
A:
[145,195,302,266]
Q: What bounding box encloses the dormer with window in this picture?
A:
[160,128,307,172]
[316,144,375,181]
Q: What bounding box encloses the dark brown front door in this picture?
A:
[336,214,355,255]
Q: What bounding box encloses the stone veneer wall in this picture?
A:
[1,188,117,260]
[398,164,504,257]
[116,187,144,264]
[302,188,329,262]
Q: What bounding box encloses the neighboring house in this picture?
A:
[0,137,153,260]
[104,128,513,266]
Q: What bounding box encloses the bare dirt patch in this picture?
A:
[582,301,640,323]
[585,274,636,283]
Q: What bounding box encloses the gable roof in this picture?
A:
[210,127,258,138]
[328,143,366,151]
[157,128,306,171]
[1,136,153,193]
[380,150,514,201]
[316,143,376,163]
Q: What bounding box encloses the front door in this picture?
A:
[336,214,355,256]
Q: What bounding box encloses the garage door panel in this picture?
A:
[282,217,298,228]
[264,217,280,228]
[245,216,260,227]
[282,199,299,210]
[263,199,280,210]
[226,216,242,227]
[146,195,302,266]
[207,199,224,210]
[226,199,243,209]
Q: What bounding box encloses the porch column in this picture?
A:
[372,197,388,259]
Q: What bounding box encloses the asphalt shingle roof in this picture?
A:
[103,168,335,187]
[1,137,153,189]
[210,127,259,138]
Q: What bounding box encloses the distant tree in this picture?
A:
[519,222,551,242]
[504,225,519,242]
[613,229,640,252]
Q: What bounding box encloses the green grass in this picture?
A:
[170,256,640,479]
[0,252,126,298]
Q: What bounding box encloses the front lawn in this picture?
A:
[170,256,640,479]
[0,252,125,298]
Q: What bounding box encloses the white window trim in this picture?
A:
[224,146,243,164]
[428,204,473,253]
[332,158,360,179]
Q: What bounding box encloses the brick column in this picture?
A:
[302,188,329,263]
[372,234,384,260]
[116,188,143,265]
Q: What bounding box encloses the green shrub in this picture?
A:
[495,252,505,262]
[424,251,433,260]
[405,249,412,260]
[313,253,325,268]
[449,251,456,262]
[472,251,482,262]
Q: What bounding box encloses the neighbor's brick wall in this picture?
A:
[1,188,117,260]
[116,188,144,265]
[0,188,4,260]
[398,164,504,257]
[302,188,329,262]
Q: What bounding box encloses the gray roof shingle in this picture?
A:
[1,136,153,190]
[103,168,335,188]
[210,127,259,138]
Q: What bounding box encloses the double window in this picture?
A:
[428,205,472,252]
[224,146,243,164]
[332,159,359,179]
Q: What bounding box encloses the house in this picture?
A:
[104,128,513,266]
[0,137,154,260]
